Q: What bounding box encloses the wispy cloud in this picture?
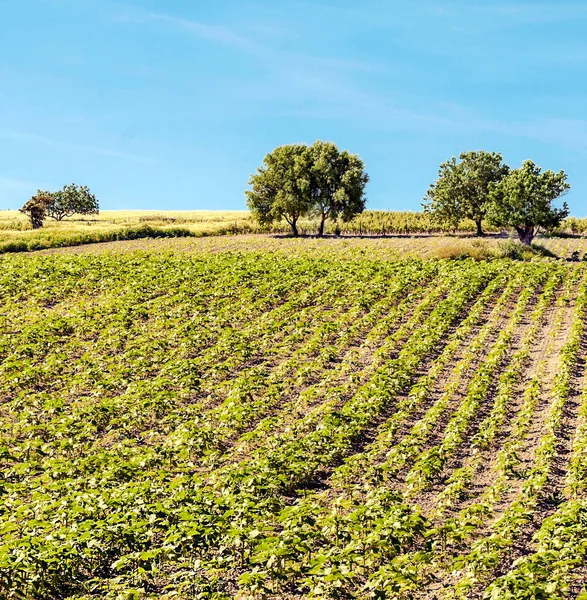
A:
[127,9,449,131]
[146,12,264,53]
[0,176,41,192]
[298,1,587,34]
[280,86,463,131]
[117,5,383,72]
[0,129,153,163]
[273,75,587,154]
[297,55,384,73]
[108,1,587,153]
[113,6,266,54]
[388,110,587,154]
[473,2,587,23]
[486,117,587,153]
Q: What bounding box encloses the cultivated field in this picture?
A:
[2,242,587,599]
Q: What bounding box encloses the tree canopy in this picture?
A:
[19,191,54,229]
[245,144,312,237]
[47,184,99,221]
[487,160,570,245]
[246,141,368,236]
[308,141,368,235]
[423,151,509,235]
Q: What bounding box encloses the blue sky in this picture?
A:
[1,0,586,213]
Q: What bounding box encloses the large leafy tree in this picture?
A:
[246,141,368,237]
[47,183,99,221]
[487,160,570,245]
[423,151,509,236]
[246,144,312,237]
[20,191,54,229]
[309,141,368,236]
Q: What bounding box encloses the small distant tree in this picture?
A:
[246,144,313,237]
[423,151,509,236]
[487,160,570,245]
[47,183,99,221]
[20,191,54,229]
[309,141,368,236]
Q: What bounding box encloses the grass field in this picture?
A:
[0,210,255,253]
[0,209,252,231]
[2,239,587,599]
[4,209,587,256]
[34,231,587,262]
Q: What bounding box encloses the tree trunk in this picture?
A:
[30,210,44,229]
[475,219,484,236]
[318,212,326,237]
[291,219,299,237]
[516,225,534,246]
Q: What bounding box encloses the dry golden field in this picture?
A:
[5,209,587,257]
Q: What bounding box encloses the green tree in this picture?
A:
[246,141,368,237]
[19,191,54,229]
[47,183,99,221]
[246,144,312,237]
[487,160,570,245]
[309,141,368,236]
[423,151,509,236]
